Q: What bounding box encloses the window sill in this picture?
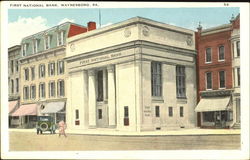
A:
[218,59,225,62]
[177,97,187,104]
[152,97,164,103]
[205,62,212,64]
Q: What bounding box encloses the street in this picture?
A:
[9,131,240,151]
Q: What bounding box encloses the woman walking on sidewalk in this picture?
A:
[58,120,67,137]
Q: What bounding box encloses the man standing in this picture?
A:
[58,120,67,137]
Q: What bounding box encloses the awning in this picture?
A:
[41,101,65,114]
[9,100,18,114]
[195,96,231,112]
[11,103,38,116]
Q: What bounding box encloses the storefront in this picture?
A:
[11,103,38,128]
[65,17,197,132]
[195,91,233,128]
[8,100,19,127]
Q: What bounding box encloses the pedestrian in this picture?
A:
[58,120,67,137]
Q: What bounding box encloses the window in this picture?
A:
[48,62,55,76]
[151,62,162,97]
[11,60,14,74]
[49,81,56,97]
[11,79,14,93]
[22,44,27,56]
[206,72,212,90]
[58,80,65,97]
[168,107,173,117]
[237,68,240,86]
[23,86,29,100]
[31,67,35,80]
[75,109,79,119]
[39,64,45,78]
[57,31,64,46]
[176,65,186,98]
[155,106,160,117]
[98,109,102,119]
[236,41,240,57]
[24,68,29,81]
[203,112,214,122]
[124,106,129,126]
[205,48,212,63]
[30,85,36,99]
[16,78,19,93]
[97,70,103,101]
[57,60,64,74]
[39,83,45,98]
[218,45,225,61]
[33,39,38,53]
[219,71,225,88]
[15,60,18,72]
[44,35,50,50]
[180,106,184,117]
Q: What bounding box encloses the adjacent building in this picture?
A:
[195,15,240,128]
[65,17,197,132]
[8,45,21,127]
[11,22,93,128]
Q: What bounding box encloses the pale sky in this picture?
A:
[8,8,239,47]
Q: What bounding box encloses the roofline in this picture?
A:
[8,45,21,51]
[201,23,232,35]
[21,22,87,41]
[68,16,194,43]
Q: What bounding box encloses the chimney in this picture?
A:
[87,22,96,31]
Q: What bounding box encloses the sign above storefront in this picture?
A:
[79,52,123,65]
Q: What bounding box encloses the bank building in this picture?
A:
[65,17,197,132]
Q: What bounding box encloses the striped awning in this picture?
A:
[9,100,18,114]
[11,103,38,116]
[195,96,231,112]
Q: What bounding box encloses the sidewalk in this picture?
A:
[9,128,241,136]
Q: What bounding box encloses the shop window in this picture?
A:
[219,71,225,88]
[24,68,29,81]
[205,48,212,63]
[39,83,45,98]
[30,85,36,99]
[57,80,65,97]
[151,62,162,97]
[97,70,104,101]
[236,41,240,57]
[57,60,64,75]
[23,86,29,100]
[124,106,129,126]
[168,107,173,117]
[155,106,160,117]
[49,81,55,97]
[39,64,45,78]
[31,67,35,80]
[206,72,212,90]
[218,45,225,61]
[48,62,55,76]
[176,65,186,98]
[203,112,214,122]
[180,106,184,117]
[16,78,19,93]
[98,109,102,119]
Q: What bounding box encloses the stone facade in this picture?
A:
[66,17,197,132]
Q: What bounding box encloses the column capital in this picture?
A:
[107,65,115,73]
[88,69,95,76]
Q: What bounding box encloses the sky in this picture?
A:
[8,8,239,47]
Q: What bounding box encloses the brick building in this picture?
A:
[195,15,240,128]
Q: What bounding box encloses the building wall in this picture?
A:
[198,30,232,92]
[8,46,21,101]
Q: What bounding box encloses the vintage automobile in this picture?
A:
[36,116,56,134]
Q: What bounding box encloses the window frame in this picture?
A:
[155,106,160,117]
[237,67,240,87]
[15,78,19,93]
[48,62,55,76]
[31,66,35,80]
[44,35,50,50]
[176,65,186,98]
[11,79,14,94]
[219,70,226,89]
[39,64,46,78]
[22,43,27,56]
[23,86,29,100]
[49,81,56,98]
[151,61,162,97]
[205,47,212,63]
[33,39,38,53]
[57,79,65,97]
[168,107,173,117]
[15,60,19,72]
[218,45,225,61]
[236,41,240,57]
[24,68,29,81]
[57,31,64,46]
[30,85,36,99]
[39,83,46,99]
[206,72,212,90]
[57,60,64,75]
[180,106,184,117]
